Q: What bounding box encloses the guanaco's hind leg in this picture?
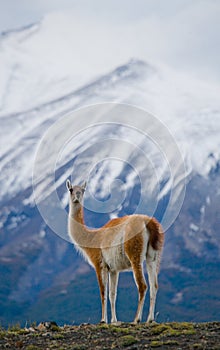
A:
[96,267,108,323]
[109,271,119,323]
[146,252,159,323]
[132,263,147,323]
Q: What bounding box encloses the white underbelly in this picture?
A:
[102,244,131,271]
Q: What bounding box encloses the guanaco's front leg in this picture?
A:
[109,271,119,323]
[96,266,108,323]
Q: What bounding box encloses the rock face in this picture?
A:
[0,22,220,326]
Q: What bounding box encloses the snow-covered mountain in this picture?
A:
[1,22,220,199]
[0,22,220,326]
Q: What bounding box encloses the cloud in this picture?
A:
[0,0,219,83]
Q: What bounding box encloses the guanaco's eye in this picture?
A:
[69,188,73,194]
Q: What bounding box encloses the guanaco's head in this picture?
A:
[66,179,86,205]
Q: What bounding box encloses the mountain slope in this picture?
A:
[0,23,220,326]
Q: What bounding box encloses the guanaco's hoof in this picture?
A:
[132,320,141,325]
[111,321,122,326]
[146,320,157,324]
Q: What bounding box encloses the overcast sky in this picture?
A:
[0,0,196,31]
[0,0,220,83]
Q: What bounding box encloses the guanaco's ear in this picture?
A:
[66,179,72,191]
[81,181,87,192]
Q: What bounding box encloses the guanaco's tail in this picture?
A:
[146,217,164,251]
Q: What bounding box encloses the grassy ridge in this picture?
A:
[0,321,219,349]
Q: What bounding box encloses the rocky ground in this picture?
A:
[0,321,219,349]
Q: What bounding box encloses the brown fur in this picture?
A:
[84,247,102,267]
[147,217,164,251]
[103,216,129,228]
[124,231,145,263]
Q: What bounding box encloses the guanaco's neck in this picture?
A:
[69,202,85,226]
[68,201,95,253]
[69,203,85,225]
[68,201,88,239]
[68,199,102,267]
